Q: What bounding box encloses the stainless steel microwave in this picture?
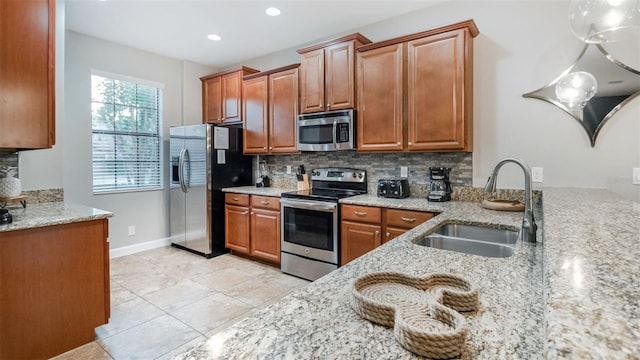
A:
[296,109,355,151]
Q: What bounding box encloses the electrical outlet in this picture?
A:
[633,168,640,185]
[400,166,408,178]
[287,165,292,174]
[128,225,136,236]
[531,167,543,183]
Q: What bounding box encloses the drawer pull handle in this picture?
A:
[375,231,379,235]
[260,200,270,205]
[243,211,248,215]
[354,211,368,216]
[386,232,391,237]
[233,197,240,201]
[401,217,417,223]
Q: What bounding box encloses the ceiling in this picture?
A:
[65,0,445,69]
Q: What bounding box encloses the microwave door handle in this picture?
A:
[332,120,338,150]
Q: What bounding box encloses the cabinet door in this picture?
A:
[242,76,269,154]
[224,205,250,253]
[221,71,242,124]
[383,227,406,244]
[250,208,281,263]
[341,221,381,265]
[269,68,299,153]
[407,29,468,151]
[0,0,55,149]
[299,49,325,113]
[202,76,222,123]
[325,41,355,111]
[356,43,404,152]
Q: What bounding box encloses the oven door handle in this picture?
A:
[280,199,337,212]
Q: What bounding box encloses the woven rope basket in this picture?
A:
[351,272,478,359]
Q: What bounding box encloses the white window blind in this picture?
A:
[91,72,163,193]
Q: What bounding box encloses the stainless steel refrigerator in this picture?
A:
[169,124,252,258]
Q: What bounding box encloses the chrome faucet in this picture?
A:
[484,158,537,243]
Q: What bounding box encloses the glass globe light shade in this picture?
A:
[569,0,640,43]
[555,71,598,108]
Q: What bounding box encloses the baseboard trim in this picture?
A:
[109,237,172,258]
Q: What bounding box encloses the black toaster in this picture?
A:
[377,179,411,198]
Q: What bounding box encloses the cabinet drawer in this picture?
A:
[341,205,381,224]
[250,195,280,211]
[225,193,250,206]
[386,209,434,229]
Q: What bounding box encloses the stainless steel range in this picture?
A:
[280,167,367,281]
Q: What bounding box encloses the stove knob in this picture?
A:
[358,173,363,179]
[352,172,357,178]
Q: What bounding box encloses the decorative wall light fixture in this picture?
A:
[555,71,598,108]
[568,0,640,43]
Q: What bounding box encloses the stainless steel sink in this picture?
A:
[413,224,519,258]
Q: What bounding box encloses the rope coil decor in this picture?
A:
[351,272,479,359]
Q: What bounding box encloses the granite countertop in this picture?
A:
[541,188,639,358]
[0,202,113,232]
[180,187,639,359]
[221,186,293,197]
[182,193,544,359]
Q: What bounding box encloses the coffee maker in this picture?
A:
[427,167,452,202]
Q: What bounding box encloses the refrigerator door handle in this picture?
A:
[178,148,188,193]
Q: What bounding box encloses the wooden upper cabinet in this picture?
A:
[324,41,355,111]
[299,49,325,113]
[356,19,478,153]
[356,43,404,152]
[203,76,222,123]
[268,67,299,153]
[243,76,269,153]
[201,66,259,124]
[0,0,56,149]
[242,64,299,155]
[407,29,469,151]
[298,33,371,114]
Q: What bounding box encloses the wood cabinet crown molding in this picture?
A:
[357,19,479,52]
[297,33,371,54]
[200,65,259,81]
[243,63,300,80]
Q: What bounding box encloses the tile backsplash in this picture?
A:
[257,151,472,196]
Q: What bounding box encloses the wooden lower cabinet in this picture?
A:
[340,204,437,264]
[0,219,110,359]
[225,193,280,264]
[341,220,381,264]
[383,208,436,243]
[225,204,251,253]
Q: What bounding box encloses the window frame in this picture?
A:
[90,69,164,194]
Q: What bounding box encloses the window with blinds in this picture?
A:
[91,71,163,193]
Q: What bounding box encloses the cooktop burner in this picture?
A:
[280,167,367,202]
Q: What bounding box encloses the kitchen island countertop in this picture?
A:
[0,202,112,232]
[180,187,639,359]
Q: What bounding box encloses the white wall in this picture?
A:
[64,30,215,249]
[240,0,640,202]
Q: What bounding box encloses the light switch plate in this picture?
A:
[400,166,408,178]
[287,165,292,174]
[531,167,543,183]
[633,168,640,185]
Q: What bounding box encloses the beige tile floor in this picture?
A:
[52,246,310,360]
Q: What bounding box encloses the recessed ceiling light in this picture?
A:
[207,34,221,41]
[265,7,281,16]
